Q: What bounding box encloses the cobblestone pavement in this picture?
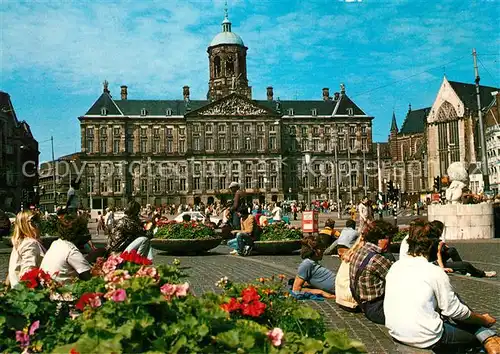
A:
[1,240,498,354]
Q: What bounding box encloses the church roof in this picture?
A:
[399,107,430,135]
[390,112,398,132]
[448,81,498,112]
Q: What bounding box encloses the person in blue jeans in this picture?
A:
[292,235,336,299]
[227,207,257,256]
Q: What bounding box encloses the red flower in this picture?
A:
[70,349,80,354]
[241,286,260,303]
[20,268,51,289]
[120,249,152,266]
[220,297,241,313]
[241,300,266,317]
[75,292,103,311]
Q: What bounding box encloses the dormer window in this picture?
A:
[288,108,294,116]
[311,108,317,116]
[165,108,172,116]
[347,108,354,116]
[101,108,107,116]
[141,108,147,116]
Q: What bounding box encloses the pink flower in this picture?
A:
[28,320,40,336]
[174,283,190,297]
[135,266,159,280]
[111,288,127,302]
[88,295,102,308]
[102,254,124,274]
[15,331,29,348]
[160,283,177,297]
[267,328,284,347]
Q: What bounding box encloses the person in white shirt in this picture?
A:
[385,219,499,353]
[41,214,91,284]
[357,197,370,233]
[271,202,282,222]
[7,211,45,288]
[105,207,115,234]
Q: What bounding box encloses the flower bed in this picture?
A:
[151,221,221,254]
[252,224,303,254]
[0,252,365,353]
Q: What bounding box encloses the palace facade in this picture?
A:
[78,11,374,209]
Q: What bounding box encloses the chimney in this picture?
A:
[333,92,340,101]
[120,85,128,100]
[267,86,274,101]
[103,80,110,94]
[183,86,190,101]
[340,83,345,94]
[322,88,330,101]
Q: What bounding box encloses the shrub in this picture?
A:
[259,223,302,241]
[154,221,216,240]
[0,253,366,354]
[392,228,409,243]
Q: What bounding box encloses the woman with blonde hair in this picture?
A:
[7,211,45,288]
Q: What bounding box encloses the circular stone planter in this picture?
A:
[252,240,302,255]
[150,237,222,255]
[2,236,59,249]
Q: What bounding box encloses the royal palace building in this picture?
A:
[78,10,374,209]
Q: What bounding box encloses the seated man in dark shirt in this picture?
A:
[107,201,151,259]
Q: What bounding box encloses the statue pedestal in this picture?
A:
[428,204,495,240]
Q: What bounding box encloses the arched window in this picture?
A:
[437,101,458,122]
[226,56,234,76]
[214,56,221,78]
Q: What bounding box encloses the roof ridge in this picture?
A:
[448,80,499,90]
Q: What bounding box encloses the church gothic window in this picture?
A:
[226,56,234,76]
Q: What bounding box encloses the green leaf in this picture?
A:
[170,335,188,353]
[216,330,241,348]
[293,306,320,320]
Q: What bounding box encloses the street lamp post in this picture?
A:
[305,153,311,208]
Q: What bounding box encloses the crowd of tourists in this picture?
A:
[289,217,499,353]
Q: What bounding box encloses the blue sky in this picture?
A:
[1,0,499,162]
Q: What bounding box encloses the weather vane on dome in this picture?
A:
[224,0,228,18]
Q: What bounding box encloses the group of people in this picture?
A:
[291,218,499,353]
[5,199,154,289]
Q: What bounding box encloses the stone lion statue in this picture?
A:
[445,162,468,204]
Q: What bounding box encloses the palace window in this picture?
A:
[165,108,172,116]
[112,179,121,193]
[193,125,200,133]
[245,176,252,188]
[232,124,238,133]
[301,126,308,135]
[257,137,264,151]
[218,163,227,174]
[166,128,173,136]
[194,164,201,174]
[154,179,161,193]
[206,137,213,150]
[206,124,213,133]
[258,176,265,189]
[270,124,276,132]
[301,139,308,151]
[362,138,368,151]
[179,139,186,153]
[219,176,226,189]
[232,163,239,172]
[193,177,200,190]
[269,136,277,150]
[246,162,252,172]
[140,128,147,136]
[140,108,147,116]
[349,137,356,150]
[87,139,94,153]
[244,138,251,150]
[167,179,174,191]
[140,139,147,153]
[311,108,317,116]
[179,166,187,175]
[271,176,277,189]
[179,127,185,135]
[349,126,356,134]
[179,178,186,191]
[232,137,239,150]
[314,176,321,188]
[166,138,173,153]
[244,125,251,133]
[218,124,226,133]
[313,126,319,135]
[288,108,294,116]
[361,125,367,134]
[232,176,239,183]
[113,140,120,153]
[100,127,107,137]
[194,137,201,151]
[218,137,226,150]
[86,127,94,138]
[339,138,346,150]
[101,108,107,116]
[257,125,264,133]
[324,126,330,134]
[153,139,160,153]
[202,177,211,190]
[153,128,160,137]
[100,140,107,153]
[141,179,148,193]
[313,139,319,152]
[113,127,120,136]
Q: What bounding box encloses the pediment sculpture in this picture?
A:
[198,96,269,116]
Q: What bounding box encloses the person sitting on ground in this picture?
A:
[400,220,496,278]
[107,201,152,260]
[228,207,258,256]
[270,202,283,223]
[7,211,45,288]
[349,220,398,324]
[41,214,91,283]
[0,209,11,237]
[384,219,500,353]
[319,219,340,248]
[292,235,336,299]
[324,219,358,256]
[335,233,365,311]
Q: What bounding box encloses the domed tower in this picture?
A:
[207,5,251,101]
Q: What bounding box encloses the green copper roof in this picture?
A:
[399,107,430,135]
